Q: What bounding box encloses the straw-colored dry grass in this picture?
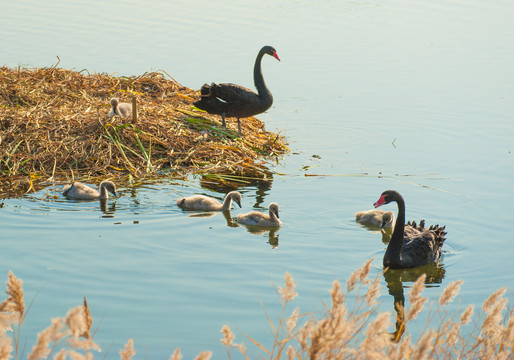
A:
[0,262,512,360]
[0,64,288,197]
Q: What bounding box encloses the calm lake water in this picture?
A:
[2,0,513,358]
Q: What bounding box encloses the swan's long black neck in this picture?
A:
[254,49,272,101]
[384,194,406,266]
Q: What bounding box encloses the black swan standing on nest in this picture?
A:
[193,45,280,135]
[374,190,447,269]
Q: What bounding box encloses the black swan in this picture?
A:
[193,45,280,135]
[374,190,446,269]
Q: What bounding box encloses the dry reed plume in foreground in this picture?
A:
[0,262,512,359]
[0,65,288,196]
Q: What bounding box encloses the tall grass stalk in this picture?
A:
[103,124,136,171]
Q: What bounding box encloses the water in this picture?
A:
[1,0,514,358]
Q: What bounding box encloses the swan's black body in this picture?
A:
[193,46,280,135]
[374,190,446,269]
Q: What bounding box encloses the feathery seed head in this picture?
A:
[119,338,136,360]
[169,348,183,360]
[279,272,298,303]
[220,325,235,346]
[193,351,212,360]
[439,280,463,306]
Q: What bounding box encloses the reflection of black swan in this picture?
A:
[383,262,446,342]
[374,190,446,269]
[193,46,280,135]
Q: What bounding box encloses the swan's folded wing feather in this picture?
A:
[63,182,99,199]
[238,211,266,226]
[212,83,256,103]
[182,195,221,210]
[402,230,441,266]
[79,184,99,197]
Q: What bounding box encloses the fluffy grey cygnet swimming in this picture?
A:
[63,180,117,200]
[236,202,282,227]
[109,98,132,118]
[176,191,242,211]
[355,209,395,228]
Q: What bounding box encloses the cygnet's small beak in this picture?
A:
[236,200,242,208]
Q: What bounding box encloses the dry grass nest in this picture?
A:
[0,64,289,197]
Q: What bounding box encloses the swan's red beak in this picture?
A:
[273,51,281,61]
[374,195,386,208]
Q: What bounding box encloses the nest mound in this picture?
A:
[0,65,288,196]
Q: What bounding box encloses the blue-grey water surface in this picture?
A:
[1,0,513,358]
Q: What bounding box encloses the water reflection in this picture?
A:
[237,224,280,249]
[361,223,447,342]
[100,199,116,218]
[251,179,273,209]
[186,210,238,227]
[357,222,394,244]
[383,262,446,342]
[182,208,280,248]
[380,228,393,244]
[126,187,140,205]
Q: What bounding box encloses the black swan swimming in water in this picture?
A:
[193,45,280,135]
[374,190,446,269]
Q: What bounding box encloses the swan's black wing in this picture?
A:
[401,220,447,267]
[196,82,257,104]
[211,83,257,102]
[194,82,269,118]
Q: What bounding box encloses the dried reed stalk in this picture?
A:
[169,348,183,360]
[0,271,25,319]
[119,338,135,360]
[27,318,66,360]
[278,272,298,304]
[0,271,25,359]
[0,266,512,360]
[193,351,212,360]
[406,273,428,321]
[438,280,463,306]
[0,336,13,360]
[220,325,235,347]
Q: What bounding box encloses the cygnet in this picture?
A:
[237,202,282,227]
[109,98,132,118]
[355,209,395,228]
[63,180,117,200]
[176,191,242,211]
